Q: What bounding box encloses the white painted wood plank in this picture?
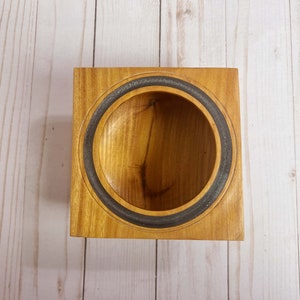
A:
[160,0,226,67]
[0,1,39,299]
[158,1,228,299]
[84,1,159,299]
[94,0,159,67]
[226,1,299,299]
[0,0,95,299]
[85,239,155,300]
[290,0,300,292]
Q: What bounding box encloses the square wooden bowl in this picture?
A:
[70,67,243,240]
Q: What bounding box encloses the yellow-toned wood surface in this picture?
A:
[70,67,243,240]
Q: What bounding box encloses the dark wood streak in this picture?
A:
[138,99,173,207]
[140,99,156,200]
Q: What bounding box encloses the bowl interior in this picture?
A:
[97,91,217,211]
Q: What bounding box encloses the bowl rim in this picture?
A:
[83,75,233,228]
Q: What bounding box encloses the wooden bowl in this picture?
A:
[97,90,218,212]
[71,68,243,240]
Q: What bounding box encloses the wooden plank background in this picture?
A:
[0,0,299,299]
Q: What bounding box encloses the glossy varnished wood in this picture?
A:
[98,90,216,211]
[70,67,243,240]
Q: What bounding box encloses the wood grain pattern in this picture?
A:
[0,0,95,299]
[98,90,216,211]
[1,0,300,299]
[226,1,299,299]
[290,0,300,288]
[94,0,160,67]
[157,1,229,299]
[83,1,159,299]
[71,67,243,240]
[84,239,155,300]
[0,1,38,299]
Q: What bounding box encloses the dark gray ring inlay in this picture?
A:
[83,76,232,228]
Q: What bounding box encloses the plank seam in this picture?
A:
[288,0,300,295]
[156,1,162,299]
[155,239,158,300]
[82,238,87,300]
[82,1,97,298]
[225,2,230,300]
[159,0,162,67]
[19,0,39,296]
[92,0,97,67]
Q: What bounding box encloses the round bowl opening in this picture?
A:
[97,91,217,211]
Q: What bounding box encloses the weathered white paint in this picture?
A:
[0,0,299,299]
[0,0,94,299]
[226,1,299,299]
